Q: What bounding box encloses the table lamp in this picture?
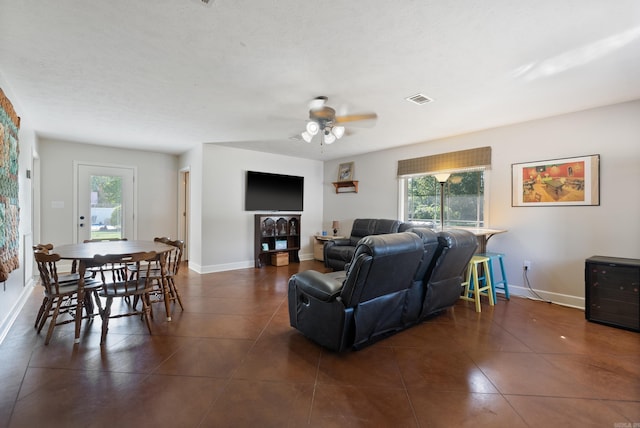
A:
[332,220,340,236]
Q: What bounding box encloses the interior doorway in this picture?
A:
[178,168,190,261]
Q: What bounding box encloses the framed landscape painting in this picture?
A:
[512,154,600,207]
[337,162,354,182]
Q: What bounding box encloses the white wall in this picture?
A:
[38,138,179,246]
[0,77,35,340]
[185,144,323,273]
[323,100,640,308]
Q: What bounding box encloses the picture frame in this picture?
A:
[511,154,600,207]
[337,162,354,182]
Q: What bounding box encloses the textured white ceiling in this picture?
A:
[1,0,639,160]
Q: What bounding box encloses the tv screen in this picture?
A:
[245,171,304,211]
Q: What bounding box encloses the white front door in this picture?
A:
[75,163,135,243]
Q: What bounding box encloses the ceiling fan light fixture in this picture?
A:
[306,121,319,135]
[301,131,313,143]
[323,131,336,145]
[298,96,377,147]
[332,126,345,139]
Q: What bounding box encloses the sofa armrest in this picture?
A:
[324,238,357,270]
[292,270,344,302]
[327,238,351,246]
[323,238,351,261]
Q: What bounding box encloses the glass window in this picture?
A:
[90,175,124,240]
[404,170,485,227]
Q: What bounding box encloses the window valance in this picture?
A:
[397,146,491,177]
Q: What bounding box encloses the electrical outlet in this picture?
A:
[523,260,531,270]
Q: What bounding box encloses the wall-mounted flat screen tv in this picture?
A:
[245,171,304,211]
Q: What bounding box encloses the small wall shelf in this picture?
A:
[333,180,358,193]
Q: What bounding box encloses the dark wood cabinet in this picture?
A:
[254,214,301,267]
[585,256,640,332]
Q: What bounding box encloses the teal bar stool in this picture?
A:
[478,252,510,302]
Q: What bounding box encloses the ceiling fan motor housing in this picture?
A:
[309,106,336,129]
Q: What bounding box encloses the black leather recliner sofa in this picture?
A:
[323,218,434,271]
[288,228,477,352]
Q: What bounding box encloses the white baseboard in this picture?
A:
[193,252,315,274]
[187,263,589,310]
[505,284,585,310]
[194,260,254,274]
[0,279,35,344]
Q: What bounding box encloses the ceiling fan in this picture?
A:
[301,96,377,144]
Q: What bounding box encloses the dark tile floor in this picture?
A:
[1,260,638,427]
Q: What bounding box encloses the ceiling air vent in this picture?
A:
[405,93,434,105]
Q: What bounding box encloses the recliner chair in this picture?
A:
[289,232,424,351]
[419,229,478,318]
[401,227,440,325]
[323,218,402,270]
[399,227,477,324]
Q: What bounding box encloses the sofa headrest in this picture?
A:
[407,227,438,244]
[341,232,424,306]
[371,219,401,235]
[349,218,401,245]
[407,227,440,281]
[398,221,436,232]
[350,219,377,239]
[428,229,478,282]
[438,229,478,250]
[354,231,424,259]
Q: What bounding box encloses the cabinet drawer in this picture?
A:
[588,308,640,331]
[585,256,640,332]
[588,285,639,302]
[587,268,639,290]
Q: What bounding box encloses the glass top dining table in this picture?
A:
[53,240,175,344]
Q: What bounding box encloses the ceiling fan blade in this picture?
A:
[335,112,378,124]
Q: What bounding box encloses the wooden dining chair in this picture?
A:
[34,251,102,345]
[34,243,95,282]
[33,243,54,252]
[131,237,185,316]
[93,251,157,345]
[72,238,129,277]
[33,245,54,329]
[152,237,185,311]
[33,244,97,330]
